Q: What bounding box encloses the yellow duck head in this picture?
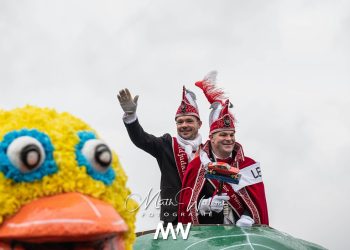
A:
[0,106,138,250]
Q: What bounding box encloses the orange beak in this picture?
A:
[0,192,128,244]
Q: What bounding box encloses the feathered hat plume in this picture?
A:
[195,71,226,104]
[195,71,236,134]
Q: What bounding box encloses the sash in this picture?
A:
[172,137,189,182]
[186,164,261,224]
[181,141,265,224]
[207,178,245,218]
[208,162,262,224]
[231,162,263,192]
[186,164,245,224]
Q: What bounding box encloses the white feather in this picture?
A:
[203,70,217,84]
[209,102,222,126]
[185,89,198,108]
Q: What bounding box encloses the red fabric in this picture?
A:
[172,137,189,182]
[210,100,235,134]
[175,101,199,119]
[245,181,269,225]
[178,152,269,225]
[177,156,203,224]
[175,86,200,119]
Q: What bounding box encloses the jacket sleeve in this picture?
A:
[124,119,168,159]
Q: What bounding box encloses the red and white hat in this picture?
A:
[175,86,200,120]
[195,71,235,134]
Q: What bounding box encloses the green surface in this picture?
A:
[134,225,326,250]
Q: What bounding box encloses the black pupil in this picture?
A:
[95,144,112,167]
[20,144,41,170]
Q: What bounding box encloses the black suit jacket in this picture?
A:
[125,119,182,223]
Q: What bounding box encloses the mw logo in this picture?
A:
[153,223,192,240]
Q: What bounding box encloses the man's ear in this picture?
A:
[198,119,202,128]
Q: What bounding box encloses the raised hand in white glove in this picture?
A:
[117,88,139,114]
[236,215,254,227]
[198,194,230,216]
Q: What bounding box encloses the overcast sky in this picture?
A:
[1,1,349,249]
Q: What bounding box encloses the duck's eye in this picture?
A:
[82,139,112,172]
[95,144,112,167]
[7,136,45,173]
[76,131,115,185]
[21,144,41,170]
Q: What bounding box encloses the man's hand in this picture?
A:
[236,215,254,227]
[117,88,139,114]
[198,194,230,215]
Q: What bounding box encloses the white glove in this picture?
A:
[236,215,254,227]
[198,194,230,216]
[117,88,139,114]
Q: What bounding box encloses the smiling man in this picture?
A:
[178,71,269,226]
[210,130,236,158]
[176,116,201,140]
[117,87,202,226]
